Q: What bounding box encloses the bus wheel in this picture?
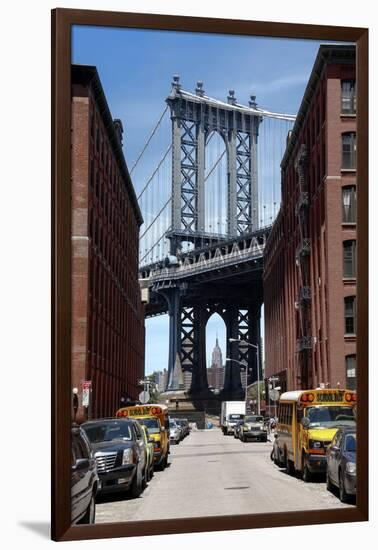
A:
[302,455,312,482]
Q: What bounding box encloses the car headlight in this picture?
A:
[309,440,322,449]
[122,448,133,465]
[260,426,264,430]
[346,461,356,475]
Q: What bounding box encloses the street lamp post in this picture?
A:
[229,338,261,415]
[225,357,248,406]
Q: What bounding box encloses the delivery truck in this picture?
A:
[220,401,246,435]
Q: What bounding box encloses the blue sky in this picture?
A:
[72,27,339,375]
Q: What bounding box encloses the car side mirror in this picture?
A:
[301,417,311,428]
[72,458,89,471]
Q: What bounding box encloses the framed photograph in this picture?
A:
[52,8,368,542]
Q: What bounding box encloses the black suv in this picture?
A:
[71,424,99,524]
[82,418,147,498]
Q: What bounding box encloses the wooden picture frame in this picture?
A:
[52,8,368,542]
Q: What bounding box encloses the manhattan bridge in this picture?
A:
[130,76,295,404]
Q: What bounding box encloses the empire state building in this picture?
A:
[208,335,225,390]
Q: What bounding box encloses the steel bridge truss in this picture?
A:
[168,78,261,254]
[168,300,262,394]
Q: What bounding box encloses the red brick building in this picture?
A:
[264,45,357,393]
[71,65,145,421]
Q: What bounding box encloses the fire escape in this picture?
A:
[294,144,312,388]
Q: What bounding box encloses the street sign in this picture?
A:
[82,380,92,408]
[82,389,89,407]
[139,390,150,404]
[269,389,280,402]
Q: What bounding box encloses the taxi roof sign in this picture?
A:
[116,404,167,418]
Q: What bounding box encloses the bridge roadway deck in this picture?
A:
[95,428,353,523]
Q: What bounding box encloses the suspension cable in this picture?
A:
[204,149,226,183]
[137,145,172,200]
[140,228,172,264]
[140,197,172,240]
[129,105,169,175]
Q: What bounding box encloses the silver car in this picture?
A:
[169,420,181,444]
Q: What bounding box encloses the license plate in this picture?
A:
[118,478,127,484]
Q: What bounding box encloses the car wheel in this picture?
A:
[286,456,294,476]
[79,492,96,524]
[143,466,148,488]
[326,469,333,492]
[339,470,349,503]
[302,456,312,482]
[130,466,143,498]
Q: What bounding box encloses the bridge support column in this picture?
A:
[251,116,259,230]
[227,130,238,237]
[197,122,205,233]
[223,306,243,393]
[161,287,182,391]
[189,306,209,393]
[248,304,262,385]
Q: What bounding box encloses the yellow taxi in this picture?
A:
[272,388,356,481]
[116,404,170,470]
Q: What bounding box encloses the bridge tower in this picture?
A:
[158,77,264,400]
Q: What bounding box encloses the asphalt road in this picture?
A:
[95,428,354,523]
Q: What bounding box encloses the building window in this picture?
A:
[343,240,356,278]
[345,355,356,390]
[344,296,356,335]
[342,185,357,223]
[342,133,357,170]
[341,80,356,114]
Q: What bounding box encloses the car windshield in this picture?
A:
[245,416,264,423]
[304,406,356,428]
[137,418,160,434]
[345,433,356,452]
[228,414,244,420]
[83,422,132,443]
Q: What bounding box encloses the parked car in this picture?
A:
[173,418,189,438]
[116,404,170,471]
[169,419,182,444]
[326,426,356,502]
[82,418,147,498]
[139,424,154,483]
[233,419,245,439]
[71,424,99,524]
[239,415,268,442]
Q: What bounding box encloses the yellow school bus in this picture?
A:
[272,389,356,481]
[116,404,170,470]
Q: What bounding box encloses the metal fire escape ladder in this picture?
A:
[294,145,312,386]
